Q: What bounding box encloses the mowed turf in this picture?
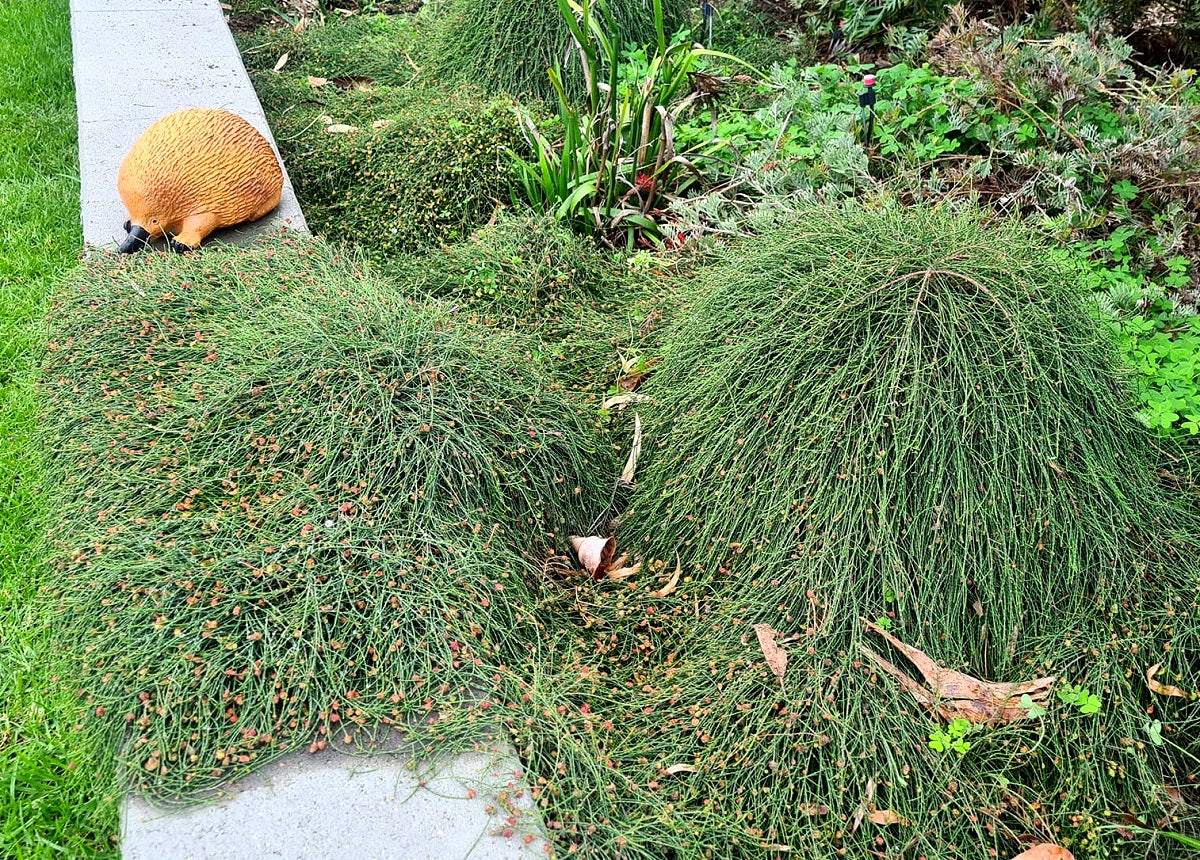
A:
[0,0,120,855]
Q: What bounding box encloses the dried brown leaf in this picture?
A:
[324,124,359,134]
[867,809,908,826]
[1146,663,1197,699]
[273,52,289,72]
[653,558,681,597]
[1010,845,1076,860]
[860,618,1054,724]
[570,535,615,579]
[307,75,329,87]
[617,358,660,392]
[852,776,876,833]
[619,412,642,487]
[601,392,650,411]
[663,763,697,775]
[606,562,641,581]
[752,623,787,683]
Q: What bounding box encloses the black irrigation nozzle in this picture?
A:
[859,73,876,145]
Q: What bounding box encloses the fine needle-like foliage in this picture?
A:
[551,202,1200,856]
[38,238,615,797]
[36,211,1200,857]
[431,0,685,100]
[626,202,1199,669]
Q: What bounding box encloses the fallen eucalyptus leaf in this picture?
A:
[1011,845,1076,860]
[570,535,615,579]
[307,75,329,87]
[601,392,650,411]
[851,775,876,833]
[606,562,641,581]
[1146,663,1197,699]
[663,763,697,775]
[273,52,289,72]
[867,809,908,826]
[652,557,681,597]
[752,623,787,683]
[324,124,360,134]
[619,412,641,487]
[859,618,1053,724]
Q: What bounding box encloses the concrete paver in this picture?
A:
[122,745,548,860]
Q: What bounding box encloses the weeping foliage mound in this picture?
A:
[626,203,1198,667]
[39,238,613,796]
[430,0,686,99]
[536,203,1200,856]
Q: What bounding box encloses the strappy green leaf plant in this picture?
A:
[511,0,758,247]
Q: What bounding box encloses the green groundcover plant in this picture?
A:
[42,214,1200,857]
[250,73,522,260]
[392,209,629,334]
[39,238,615,796]
[586,202,1200,856]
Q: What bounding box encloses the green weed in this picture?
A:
[928,718,974,755]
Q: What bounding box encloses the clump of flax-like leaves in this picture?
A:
[38,238,613,797]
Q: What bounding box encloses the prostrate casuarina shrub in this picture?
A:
[627,203,1198,655]
[39,239,614,796]
[251,74,521,259]
[395,210,627,331]
[430,0,687,99]
[556,203,1200,856]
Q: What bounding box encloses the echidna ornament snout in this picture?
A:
[117,108,284,253]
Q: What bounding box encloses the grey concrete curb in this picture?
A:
[121,742,550,860]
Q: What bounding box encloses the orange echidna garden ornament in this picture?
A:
[117,108,283,253]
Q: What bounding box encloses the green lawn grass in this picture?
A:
[0,0,120,855]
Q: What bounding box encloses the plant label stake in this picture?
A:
[859,73,876,146]
[701,0,714,48]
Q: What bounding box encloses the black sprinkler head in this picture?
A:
[118,222,153,254]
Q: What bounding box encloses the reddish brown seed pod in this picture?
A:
[117,108,283,252]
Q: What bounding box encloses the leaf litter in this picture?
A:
[859,618,1054,724]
